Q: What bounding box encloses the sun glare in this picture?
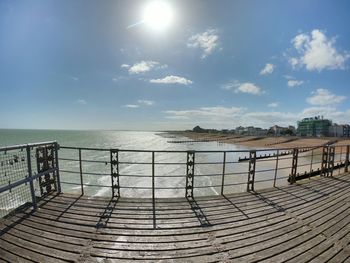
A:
[143,1,174,32]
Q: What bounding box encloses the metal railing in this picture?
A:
[1,142,349,218]
[58,144,350,198]
[0,141,59,218]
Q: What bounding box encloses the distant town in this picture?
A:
[190,116,350,138]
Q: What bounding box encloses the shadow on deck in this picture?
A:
[1,173,350,262]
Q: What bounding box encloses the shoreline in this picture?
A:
[178,132,350,153]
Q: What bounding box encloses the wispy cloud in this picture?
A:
[164,105,350,129]
[187,28,220,59]
[287,79,304,87]
[165,106,245,121]
[288,29,350,71]
[150,75,193,85]
[137,99,154,106]
[306,88,346,106]
[164,106,296,128]
[268,102,279,108]
[260,63,275,75]
[223,80,263,95]
[120,64,130,68]
[122,61,167,74]
[123,104,139,108]
[76,99,87,105]
[71,76,79,81]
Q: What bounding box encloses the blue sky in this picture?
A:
[0,0,349,130]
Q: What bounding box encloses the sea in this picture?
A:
[0,129,288,198]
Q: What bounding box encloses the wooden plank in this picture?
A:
[0,172,349,262]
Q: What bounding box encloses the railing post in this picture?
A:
[345,145,349,173]
[152,151,155,202]
[185,151,195,198]
[321,146,329,177]
[110,149,120,198]
[273,150,279,187]
[289,148,298,184]
[339,146,343,176]
[54,142,61,193]
[36,145,56,197]
[152,151,156,229]
[309,149,314,177]
[327,146,335,177]
[247,151,256,191]
[26,145,37,210]
[78,149,84,195]
[221,152,226,195]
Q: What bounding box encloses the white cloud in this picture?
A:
[260,63,275,75]
[268,102,279,108]
[150,75,193,85]
[124,61,166,74]
[164,106,295,128]
[223,81,263,95]
[76,99,86,105]
[137,100,154,106]
[300,106,350,124]
[188,29,220,58]
[289,29,350,71]
[287,79,304,87]
[163,105,350,129]
[71,76,79,81]
[283,75,293,80]
[306,88,346,106]
[123,104,139,108]
[165,106,245,121]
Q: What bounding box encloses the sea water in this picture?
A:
[0,129,287,198]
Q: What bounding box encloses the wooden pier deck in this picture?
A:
[1,173,350,262]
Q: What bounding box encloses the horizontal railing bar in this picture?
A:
[59,158,109,164]
[59,144,348,153]
[0,167,58,193]
[60,181,111,188]
[119,186,154,189]
[0,141,56,151]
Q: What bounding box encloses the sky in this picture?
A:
[0,0,349,131]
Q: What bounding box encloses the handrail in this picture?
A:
[59,143,349,153]
[1,141,349,219]
[0,141,57,151]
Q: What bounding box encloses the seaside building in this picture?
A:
[329,124,350,137]
[297,116,332,137]
[234,126,267,136]
[269,125,296,136]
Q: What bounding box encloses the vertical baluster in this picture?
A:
[26,145,37,210]
[79,149,84,195]
[273,149,279,187]
[221,152,226,195]
[54,142,61,193]
[152,151,156,228]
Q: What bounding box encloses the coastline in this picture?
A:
[179,131,350,153]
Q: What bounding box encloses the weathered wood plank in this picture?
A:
[0,172,349,262]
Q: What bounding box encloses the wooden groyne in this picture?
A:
[238,147,314,162]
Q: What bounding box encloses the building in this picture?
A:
[297,116,332,137]
[329,124,350,137]
[234,126,267,136]
[268,125,296,136]
[269,125,295,136]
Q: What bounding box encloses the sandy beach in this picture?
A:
[181,132,350,153]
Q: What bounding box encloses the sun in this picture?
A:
[143,1,174,32]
